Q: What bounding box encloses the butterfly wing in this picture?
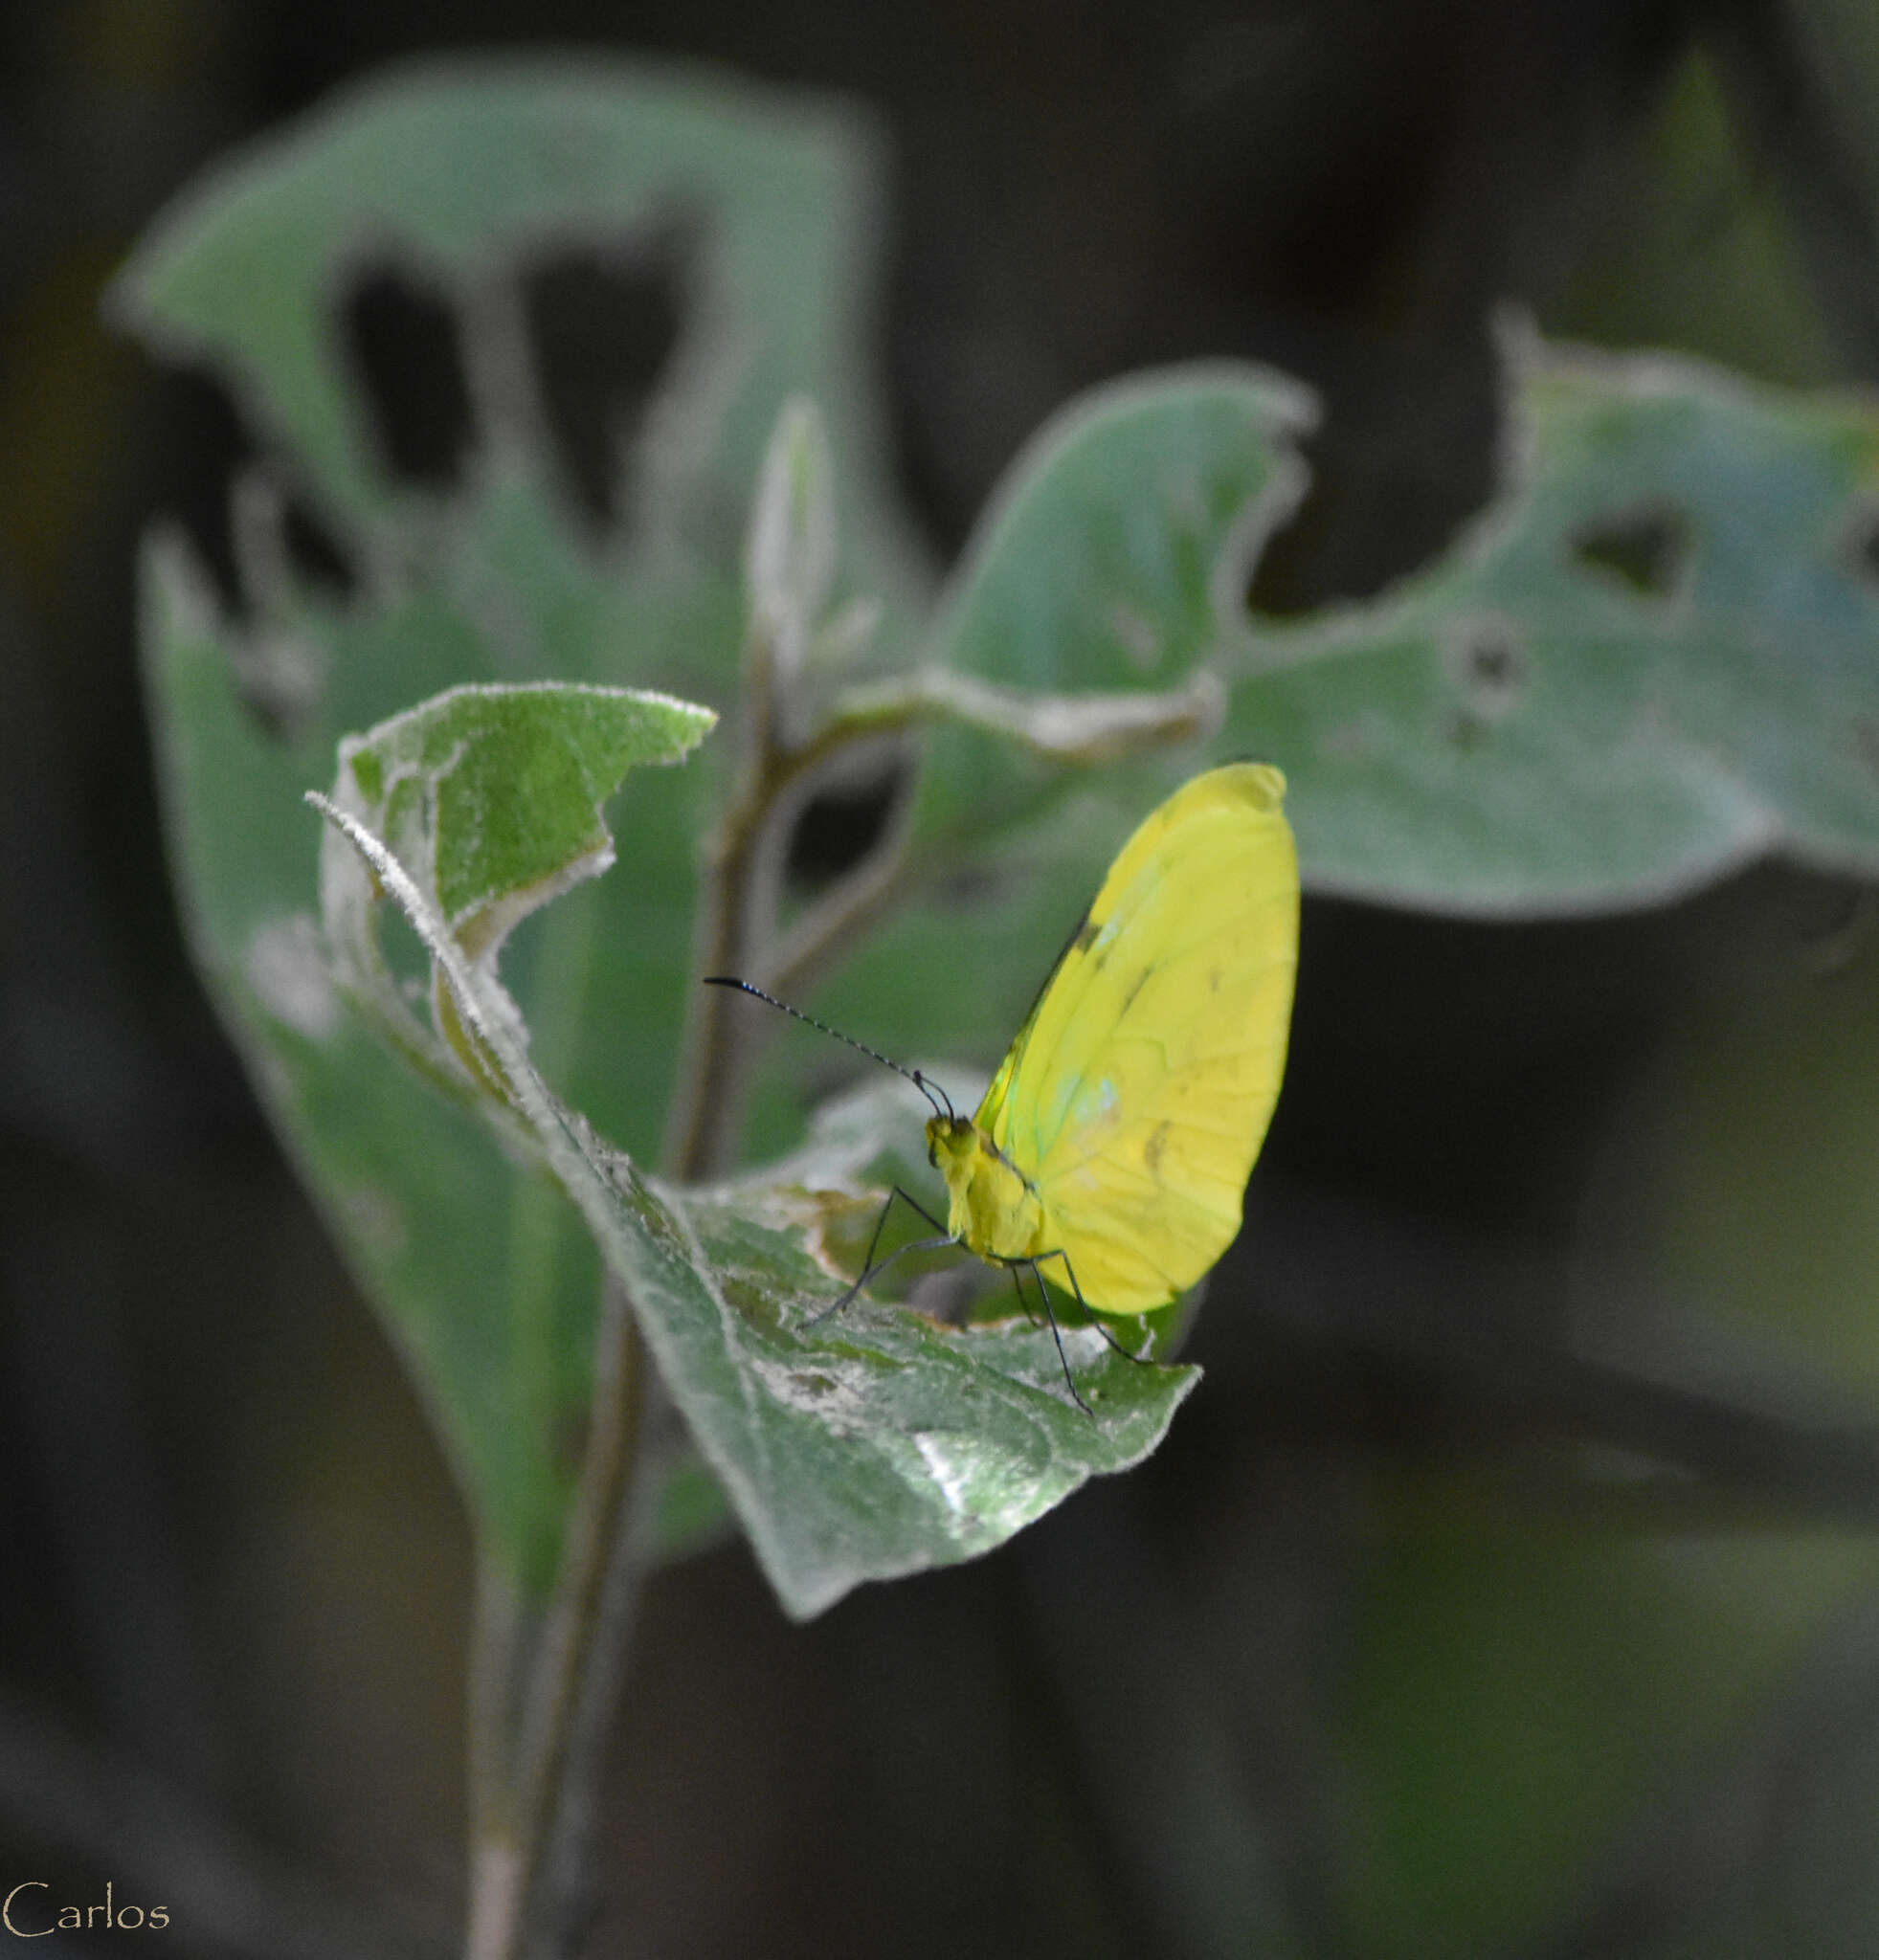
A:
[980,763,1298,1313]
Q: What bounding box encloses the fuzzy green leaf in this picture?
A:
[311,793,1196,1620]
[1231,325,1879,912]
[123,61,926,1592]
[145,559,720,1589]
[634,1140,1199,1621]
[910,364,1312,840]
[328,679,713,961]
[781,332,1879,1161]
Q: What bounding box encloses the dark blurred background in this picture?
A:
[6,2,1879,1955]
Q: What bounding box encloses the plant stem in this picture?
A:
[490,627,811,1954]
[527,1382,668,1959]
[663,624,791,1181]
[763,818,913,1006]
[464,1276,650,1960]
[465,1568,529,1960]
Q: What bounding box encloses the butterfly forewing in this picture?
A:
[976,782,1195,1143]
[980,764,1299,1314]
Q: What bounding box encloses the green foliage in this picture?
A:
[633,1141,1197,1624]
[120,59,1879,1949]
[794,326,1879,1153]
[911,366,1311,838]
[334,681,710,940]
[114,57,929,1167]
[128,56,1879,1601]
[120,62,929,1594]
[145,551,603,1591]
[753,367,1308,1154]
[1231,322,1879,911]
[310,755,1193,1618]
[112,56,923,609]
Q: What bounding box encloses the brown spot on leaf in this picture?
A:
[1444,614,1524,724]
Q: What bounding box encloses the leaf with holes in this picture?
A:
[115,58,929,1168]
[311,783,1197,1621]
[1226,323,1879,913]
[118,61,932,1591]
[912,363,1312,839]
[788,331,1879,1150]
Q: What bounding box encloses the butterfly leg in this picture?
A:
[1037,1250,1156,1367]
[1012,1257,1094,1418]
[1008,1263,1044,1329]
[803,1186,956,1328]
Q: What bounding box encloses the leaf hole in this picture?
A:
[229,460,359,620]
[341,265,476,490]
[1245,348,1498,615]
[1444,614,1524,722]
[280,492,355,600]
[785,756,907,897]
[1570,504,1690,597]
[1245,457,1334,618]
[150,367,259,623]
[147,369,353,741]
[1465,629,1518,690]
[521,229,690,532]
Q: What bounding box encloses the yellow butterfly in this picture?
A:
[709,761,1299,1403]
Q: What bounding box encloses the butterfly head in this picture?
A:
[926,1112,1041,1258]
[926,1112,975,1172]
[927,1112,987,1247]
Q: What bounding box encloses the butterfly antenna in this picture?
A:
[703,976,956,1123]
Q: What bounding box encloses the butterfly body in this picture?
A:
[928,1114,1044,1261]
[935,761,1298,1319]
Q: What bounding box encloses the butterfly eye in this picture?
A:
[927,1142,937,1168]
